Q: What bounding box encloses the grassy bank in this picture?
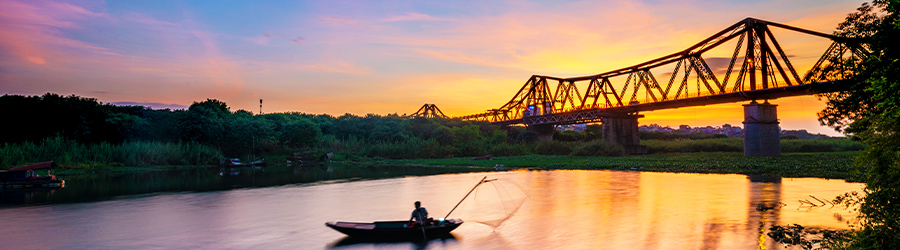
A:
[0,137,222,169]
[357,152,862,181]
[322,137,864,160]
[642,138,865,153]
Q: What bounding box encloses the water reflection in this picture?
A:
[0,170,863,249]
[328,235,459,250]
[0,164,484,207]
[749,177,782,249]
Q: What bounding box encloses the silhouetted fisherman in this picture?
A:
[409,201,432,226]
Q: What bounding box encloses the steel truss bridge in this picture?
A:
[403,103,448,118]
[457,18,866,126]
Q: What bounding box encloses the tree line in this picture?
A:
[2,93,866,163]
[1,93,617,159]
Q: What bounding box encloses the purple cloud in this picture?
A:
[291,37,305,45]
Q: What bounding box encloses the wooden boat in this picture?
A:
[288,151,333,164]
[470,154,493,160]
[326,176,494,239]
[219,157,266,167]
[325,219,463,239]
[0,161,65,190]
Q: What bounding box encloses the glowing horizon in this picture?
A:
[0,0,866,136]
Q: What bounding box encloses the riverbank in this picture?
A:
[46,151,861,181]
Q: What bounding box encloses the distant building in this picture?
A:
[639,123,743,137]
[781,129,831,139]
[558,124,587,131]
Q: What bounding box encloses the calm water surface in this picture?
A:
[0,169,862,249]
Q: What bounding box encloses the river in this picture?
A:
[0,166,862,249]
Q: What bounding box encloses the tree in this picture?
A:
[179,99,230,144]
[817,1,900,248]
[584,124,603,141]
[280,119,322,149]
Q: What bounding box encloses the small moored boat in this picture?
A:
[325,219,463,239]
[0,161,65,190]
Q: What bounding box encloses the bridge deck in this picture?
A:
[500,80,849,126]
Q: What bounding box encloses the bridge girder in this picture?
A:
[456,17,868,125]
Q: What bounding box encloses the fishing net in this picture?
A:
[452,177,530,229]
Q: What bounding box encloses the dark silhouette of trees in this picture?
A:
[816,1,900,248]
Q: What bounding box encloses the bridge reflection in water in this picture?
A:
[0,170,862,249]
[458,170,862,250]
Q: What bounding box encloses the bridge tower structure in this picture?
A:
[403,104,448,119]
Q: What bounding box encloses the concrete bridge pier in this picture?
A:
[601,114,648,154]
[528,124,556,141]
[743,101,781,156]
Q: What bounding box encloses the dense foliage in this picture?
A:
[0,92,866,169]
[0,137,222,168]
[814,0,900,248]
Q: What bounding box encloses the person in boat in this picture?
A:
[409,201,433,227]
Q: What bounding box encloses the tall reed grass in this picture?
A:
[571,140,626,156]
[643,138,744,153]
[364,138,454,159]
[0,136,222,169]
[781,138,865,152]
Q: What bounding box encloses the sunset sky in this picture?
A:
[0,0,866,136]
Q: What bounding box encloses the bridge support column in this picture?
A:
[601,114,647,154]
[528,124,555,141]
[743,101,781,156]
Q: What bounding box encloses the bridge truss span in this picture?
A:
[457,17,867,125]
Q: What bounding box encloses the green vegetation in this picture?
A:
[0,93,865,172]
[0,136,222,169]
[644,138,743,153]
[781,138,866,152]
[778,1,900,248]
[642,138,865,154]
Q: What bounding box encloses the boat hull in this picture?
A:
[0,179,65,190]
[325,220,462,239]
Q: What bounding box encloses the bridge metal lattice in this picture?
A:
[404,103,448,118]
[457,18,867,126]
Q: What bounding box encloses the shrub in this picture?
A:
[781,138,865,152]
[361,138,456,159]
[532,140,573,155]
[643,138,743,153]
[516,130,539,143]
[571,140,625,156]
[490,143,531,156]
[554,130,585,142]
[0,136,222,168]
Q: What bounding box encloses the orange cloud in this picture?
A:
[25,56,46,65]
